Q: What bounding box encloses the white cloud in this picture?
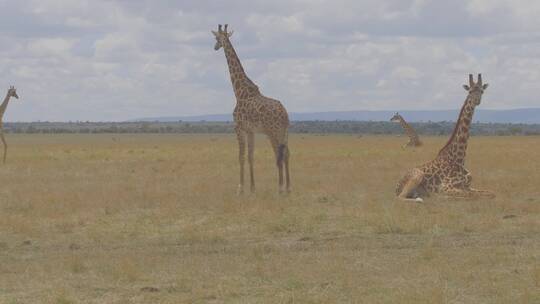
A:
[27,38,75,56]
[391,66,422,80]
[0,0,539,121]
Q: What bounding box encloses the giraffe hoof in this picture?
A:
[236,185,244,196]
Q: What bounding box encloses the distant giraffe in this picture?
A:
[212,24,291,194]
[395,74,495,202]
[0,86,19,164]
[390,112,422,148]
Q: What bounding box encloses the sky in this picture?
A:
[1,0,540,121]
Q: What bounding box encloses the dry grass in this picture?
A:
[0,133,539,303]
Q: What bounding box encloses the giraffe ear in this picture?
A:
[482,83,489,90]
[211,30,218,36]
[463,85,470,91]
[227,31,234,37]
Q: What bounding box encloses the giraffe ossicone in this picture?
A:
[395,74,494,202]
[213,24,291,194]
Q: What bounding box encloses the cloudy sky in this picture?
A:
[1,0,540,121]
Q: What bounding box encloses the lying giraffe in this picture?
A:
[212,24,291,194]
[390,112,422,148]
[396,74,495,202]
[0,86,20,164]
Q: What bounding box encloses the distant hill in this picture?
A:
[131,108,540,124]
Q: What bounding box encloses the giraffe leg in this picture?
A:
[247,131,255,193]
[440,187,475,199]
[277,157,284,193]
[397,169,425,202]
[270,138,285,193]
[284,145,291,193]
[440,176,495,199]
[236,129,246,195]
[0,131,7,164]
[439,186,493,199]
[459,173,494,198]
[469,188,496,199]
[277,144,284,193]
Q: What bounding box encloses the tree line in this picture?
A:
[3,121,540,136]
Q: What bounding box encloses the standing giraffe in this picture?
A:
[395,74,495,202]
[390,112,422,148]
[0,86,19,164]
[212,24,291,194]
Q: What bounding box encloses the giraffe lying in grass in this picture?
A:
[396,74,495,202]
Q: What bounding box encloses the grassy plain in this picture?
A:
[0,134,539,303]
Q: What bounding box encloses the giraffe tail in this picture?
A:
[277,144,286,166]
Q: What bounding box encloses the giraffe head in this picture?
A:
[463,74,488,105]
[7,86,19,99]
[212,24,234,51]
[390,112,402,122]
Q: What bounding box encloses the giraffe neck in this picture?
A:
[398,117,418,140]
[437,94,478,165]
[221,37,259,100]
[0,93,12,117]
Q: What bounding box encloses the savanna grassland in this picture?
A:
[0,134,539,303]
